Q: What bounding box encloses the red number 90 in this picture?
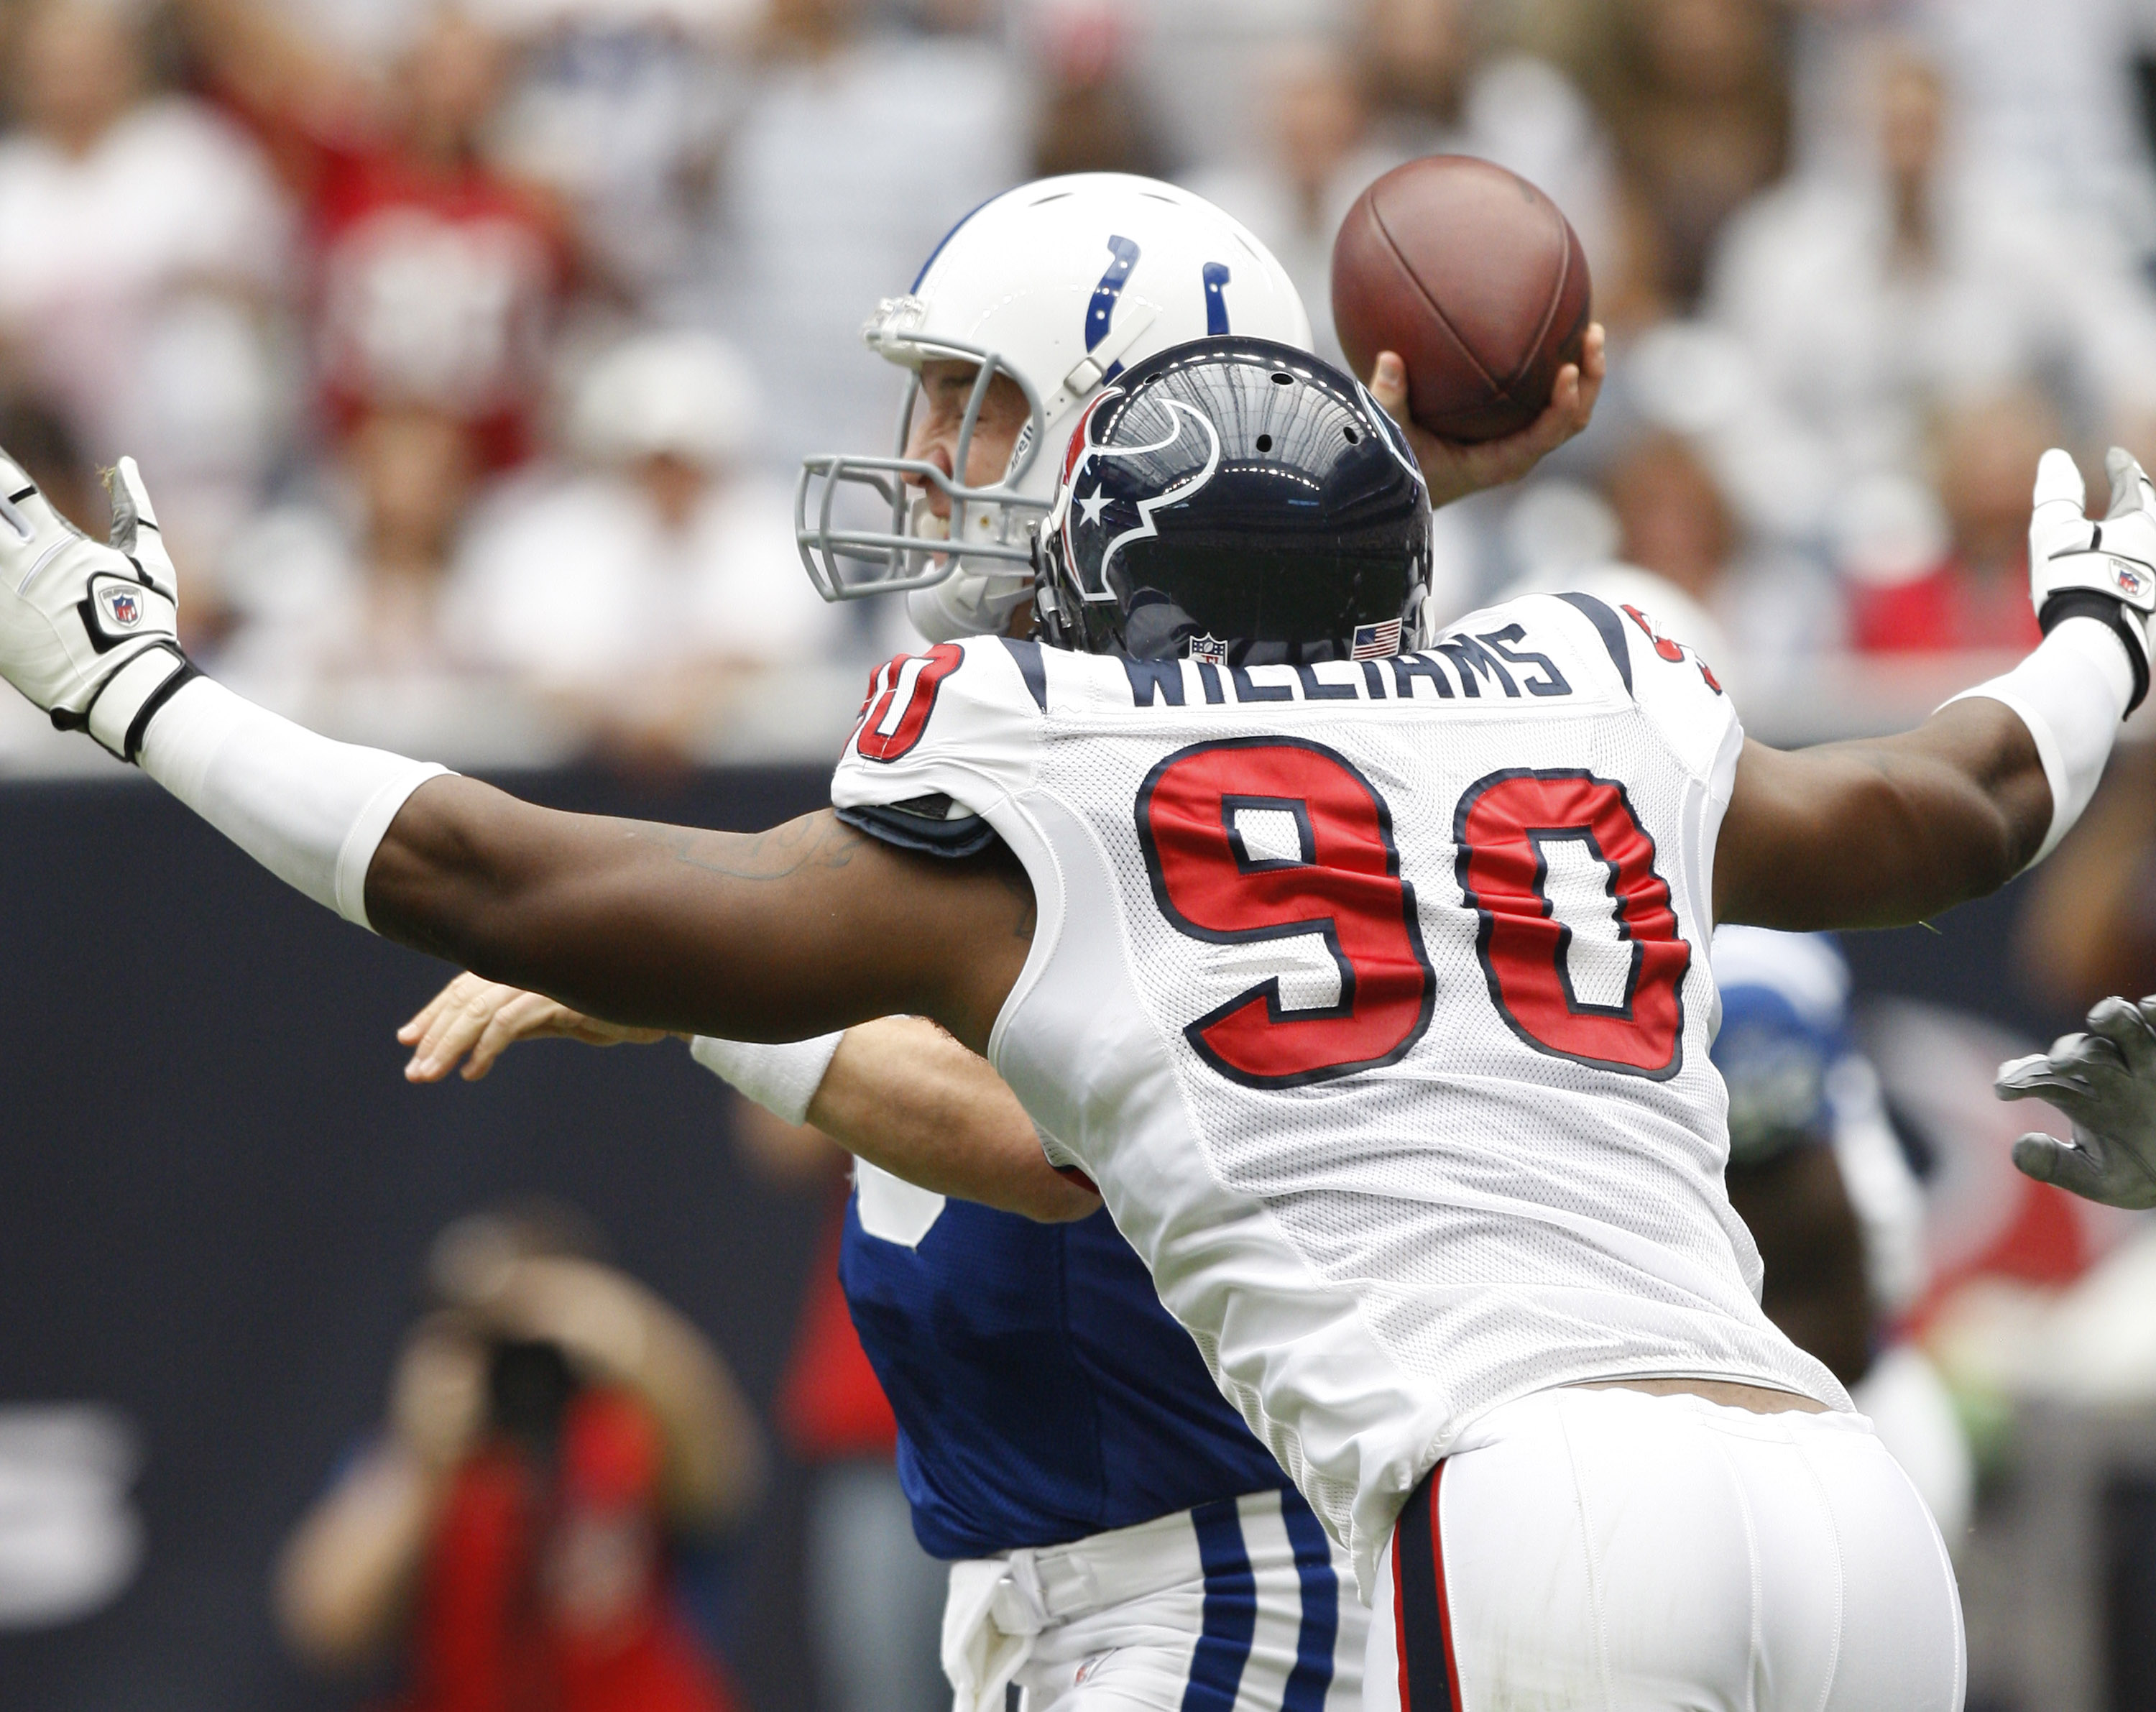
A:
[1136,738,1435,1087]
[1453,768,1688,1078]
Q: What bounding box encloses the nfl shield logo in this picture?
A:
[103,588,141,630]
[1350,619,1403,660]
[1188,634,1228,665]
[2114,559,2149,601]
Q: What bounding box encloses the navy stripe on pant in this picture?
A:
[1280,1490,1339,1712]
[1181,1499,1258,1712]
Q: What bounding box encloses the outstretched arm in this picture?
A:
[0,450,1028,1056]
[365,780,1031,1053]
[1718,447,2156,931]
[1716,704,2049,929]
[758,1020,1096,1220]
[400,977,1097,1221]
[398,975,669,1075]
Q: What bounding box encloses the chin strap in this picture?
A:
[1038,302,1160,422]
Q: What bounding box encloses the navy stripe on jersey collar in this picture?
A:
[1554,591,1633,696]
[1000,636,1049,711]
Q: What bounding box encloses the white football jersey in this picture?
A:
[829,592,1848,1592]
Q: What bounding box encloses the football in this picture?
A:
[1332,155,1593,443]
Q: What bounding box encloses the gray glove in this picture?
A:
[1996,995,2156,1207]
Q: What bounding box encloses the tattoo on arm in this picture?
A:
[632,814,867,882]
[370,782,1032,1053]
[634,809,1035,947]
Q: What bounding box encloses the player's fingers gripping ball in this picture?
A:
[1330,155,1592,443]
[0,448,191,759]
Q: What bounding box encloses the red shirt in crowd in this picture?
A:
[394,1386,745,1712]
[211,83,571,469]
[306,142,567,469]
[1848,557,2043,655]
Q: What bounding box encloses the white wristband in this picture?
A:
[1943,615,2134,866]
[691,1031,845,1126]
[137,677,450,930]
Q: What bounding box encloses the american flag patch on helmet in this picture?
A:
[1350,619,1403,660]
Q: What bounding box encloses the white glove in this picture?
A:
[2029,445,2156,712]
[0,451,193,761]
[1996,995,2156,1208]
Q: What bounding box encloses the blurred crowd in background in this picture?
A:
[16,0,2156,1708]
[4,0,2156,766]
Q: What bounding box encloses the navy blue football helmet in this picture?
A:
[1034,337,1433,662]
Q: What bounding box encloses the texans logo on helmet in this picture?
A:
[101,587,142,630]
[1059,390,1118,491]
[1076,400,1223,592]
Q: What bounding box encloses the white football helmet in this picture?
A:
[796,173,1312,640]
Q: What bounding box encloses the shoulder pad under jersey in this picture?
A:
[829,637,1049,844]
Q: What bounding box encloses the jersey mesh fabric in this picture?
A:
[829,597,1848,1586]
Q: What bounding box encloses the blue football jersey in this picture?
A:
[838,1187,1295,1560]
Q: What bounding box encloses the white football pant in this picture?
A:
[1367,1386,1966,1711]
[944,1491,1365,1712]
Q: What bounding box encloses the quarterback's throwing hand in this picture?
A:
[1366,323,1606,510]
[1996,995,2156,1207]
[0,451,193,760]
[399,971,668,1083]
